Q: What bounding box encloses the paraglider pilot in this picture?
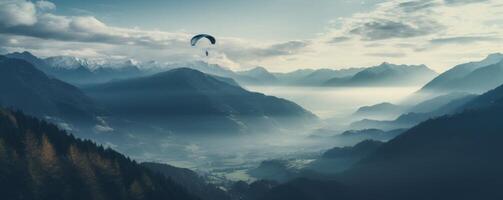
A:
[191,34,216,57]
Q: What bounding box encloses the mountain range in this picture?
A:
[0,54,317,138]
[324,62,437,86]
[351,92,477,130]
[260,82,503,200]
[421,53,503,93]
[84,67,317,135]
[5,51,439,87]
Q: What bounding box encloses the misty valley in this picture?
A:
[1,0,503,200]
[2,50,503,200]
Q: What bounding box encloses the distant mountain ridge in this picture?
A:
[5,51,438,87]
[324,62,437,86]
[421,53,503,93]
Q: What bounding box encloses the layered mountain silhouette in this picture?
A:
[238,67,278,84]
[333,128,405,144]
[0,108,197,200]
[276,68,364,86]
[5,52,441,88]
[84,68,317,135]
[353,102,404,119]
[142,162,230,200]
[305,140,384,175]
[261,83,503,200]
[324,62,437,86]
[421,53,503,93]
[0,56,101,130]
[351,93,476,130]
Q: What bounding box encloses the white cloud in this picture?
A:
[289,0,503,72]
[0,0,308,70]
[0,0,501,72]
[35,0,55,11]
[0,0,37,27]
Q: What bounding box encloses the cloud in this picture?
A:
[365,52,407,58]
[253,41,309,57]
[430,36,501,44]
[36,0,55,10]
[0,0,501,72]
[0,0,311,69]
[327,36,351,43]
[444,0,490,5]
[340,0,444,41]
[0,0,37,27]
[94,116,114,133]
[349,19,441,40]
[222,40,310,64]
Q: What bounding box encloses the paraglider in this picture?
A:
[191,34,216,57]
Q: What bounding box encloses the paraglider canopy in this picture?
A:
[191,34,216,46]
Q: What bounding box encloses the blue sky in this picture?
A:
[0,0,502,71]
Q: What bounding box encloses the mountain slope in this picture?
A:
[421,53,503,93]
[84,68,317,134]
[238,67,278,84]
[142,162,230,200]
[350,93,476,130]
[288,68,364,86]
[353,102,404,119]
[0,56,101,130]
[324,62,437,86]
[0,108,197,200]
[262,83,503,200]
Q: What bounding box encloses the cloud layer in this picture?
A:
[0,0,501,72]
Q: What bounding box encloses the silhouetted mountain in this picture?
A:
[421,53,503,93]
[261,83,503,200]
[238,67,278,84]
[0,108,197,200]
[248,160,298,183]
[305,140,383,175]
[351,93,476,130]
[229,180,279,200]
[142,162,230,200]
[0,56,101,131]
[167,61,276,85]
[334,129,405,144]
[284,68,364,86]
[273,69,315,84]
[167,61,237,78]
[407,92,473,113]
[4,51,49,69]
[248,140,387,182]
[85,68,317,135]
[353,102,404,119]
[322,140,383,159]
[460,83,503,111]
[324,62,437,86]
